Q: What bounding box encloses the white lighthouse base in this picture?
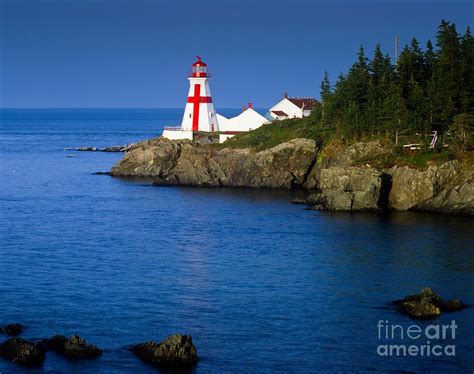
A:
[162,127,194,141]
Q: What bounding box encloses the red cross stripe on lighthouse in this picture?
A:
[187,84,213,132]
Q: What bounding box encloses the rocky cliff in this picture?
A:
[111,137,474,215]
[111,137,317,189]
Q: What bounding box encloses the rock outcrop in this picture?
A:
[46,335,102,360]
[388,160,474,215]
[0,338,46,366]
[112,137,317,189]
[303,141,390,190]
[393,287,468,319]
[132,334,198,369]
[306,166,384,211]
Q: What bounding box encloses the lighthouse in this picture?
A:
[161,56,269,142]
[181,56,219,132]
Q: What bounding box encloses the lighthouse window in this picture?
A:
[189,113,192,118]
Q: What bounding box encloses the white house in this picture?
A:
[269,93,318,120]
[217,104,269,143]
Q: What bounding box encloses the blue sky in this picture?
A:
[0,0,472,109]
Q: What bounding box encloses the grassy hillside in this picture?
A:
[215,114,473,170]
[217,116,333,152]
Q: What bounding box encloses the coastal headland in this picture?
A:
[110,134,474,215]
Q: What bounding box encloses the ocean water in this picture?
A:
[0,109,473,373]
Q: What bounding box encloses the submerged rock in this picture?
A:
[132,334,198,369]
[393,287,468,319]
[5,323,23,336]
[47,335,102,360]
[0,338,46,366]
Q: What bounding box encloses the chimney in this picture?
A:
[248,102,253,109]
[284,92,288,99]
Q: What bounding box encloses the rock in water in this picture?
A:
[132,334,198,369]
[5,323,23,336]
[398,301,442,319]
[393,287,468,319]
[48,335,102,359]
[1,338,46,366]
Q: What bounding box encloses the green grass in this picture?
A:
[215,116,334,152]
[354,150,456,169]
[213,116,461,169]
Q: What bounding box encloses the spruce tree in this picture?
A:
[434,20,462,128]
[460,27,474,113]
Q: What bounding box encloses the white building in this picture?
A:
[162,59,319,143]
[217,103,269,142]
[269,93,318,120]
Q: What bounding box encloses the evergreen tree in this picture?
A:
[433,20,462,127]
[315,19,474,142]
[424,40,437,81]
[460,27,474,113]
[320,70,332,103]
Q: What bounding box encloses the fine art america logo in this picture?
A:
[377,320,457,357]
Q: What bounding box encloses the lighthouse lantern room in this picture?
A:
[180,56,219,133]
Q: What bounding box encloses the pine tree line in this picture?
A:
[315,20,474,147]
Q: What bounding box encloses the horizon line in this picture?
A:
[0,107,265,110]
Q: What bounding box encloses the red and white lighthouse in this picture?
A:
[181,56,219,132]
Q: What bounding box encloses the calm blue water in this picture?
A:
[0,109,473,373]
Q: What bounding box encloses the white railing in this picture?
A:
[163,126,182,131]
[403,131,438,151]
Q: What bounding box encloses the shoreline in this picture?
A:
[108,137,474,216]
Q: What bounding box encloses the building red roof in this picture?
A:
[287,97,318,110]
[271,110,288,117]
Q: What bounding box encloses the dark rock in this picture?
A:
[132,334,198,369]
[1,338,45,366]
[5,323,23,336]
[393,287,468,319]
[48,335,102,360]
